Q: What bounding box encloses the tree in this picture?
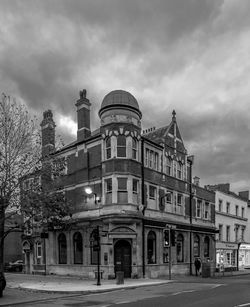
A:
[0,93,41,295]
[0,94,71,296]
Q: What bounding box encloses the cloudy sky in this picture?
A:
[1,0,250,192]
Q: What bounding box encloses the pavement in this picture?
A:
[5,268,250,294]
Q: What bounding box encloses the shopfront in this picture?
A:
[216,242,238,271]
[239,244,250,269]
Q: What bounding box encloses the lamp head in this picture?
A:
[85,187,93,195]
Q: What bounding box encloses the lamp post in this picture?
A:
[85,187,101,285]
[188,155,194,276]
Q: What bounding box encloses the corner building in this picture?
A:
[34,89,217,278]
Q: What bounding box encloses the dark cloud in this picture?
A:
[1,0,250,192]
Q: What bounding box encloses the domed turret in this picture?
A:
[99,90,142,127]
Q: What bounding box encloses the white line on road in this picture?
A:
[172,290,195,296]
[235,303,250,307]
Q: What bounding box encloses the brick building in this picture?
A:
[23,89,217,278]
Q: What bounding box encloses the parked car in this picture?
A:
[4,260,23,272]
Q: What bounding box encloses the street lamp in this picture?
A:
[84,186,97,204]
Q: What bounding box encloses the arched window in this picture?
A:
[132,138,137,160]
[106,137,111,159]
[177,161,182,179]
[90,230,98,265]
[193,235,200,257]
[117,135,126,157]
[166,156,172,175]
[204,236,210,258]
[147,231,156,264]
[176,234,184,262]
[58,233,67,264]
[73,232,83,264]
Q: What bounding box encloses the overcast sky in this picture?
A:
[1,0,250,192]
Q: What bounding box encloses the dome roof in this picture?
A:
[99,90,141,116]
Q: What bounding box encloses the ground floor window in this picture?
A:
[204,236,210,258]
[73,232,83,264]
[147,231,156,264]
[216,249,236,268]
[58,233,67,264]
[176,234,184,262]
[193,235,200,257]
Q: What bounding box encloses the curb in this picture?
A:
[7,280,171,295]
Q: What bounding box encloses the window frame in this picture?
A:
[149,185,156,200]
[117,135,126,158]
[147,231,156,264]
[73,232,83,265]
[105,137,111,160]
[58,233,67,264]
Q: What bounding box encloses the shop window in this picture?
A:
[166,156,172,175]
[73,232,83,264]
[105,178,112,204]
[176,234,184,262]
[90,230,98,265]
[58,233,67,264]
[132,138,137,160]
[147,231,156,264]
[204,236,210,258]
[117,178,128,203]
[105,137,111,159]
[117,135,126,157]
[193,235,200,257]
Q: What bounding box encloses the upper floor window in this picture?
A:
[241,226,245,241]
[242,207,245,218]
[235,205,239,216]
[204,202,210,220]
[105,178,112,204]
[154,152,159,170]
[196,200,202,218]
[117,177,128,203]
[177,162,182,179]
[132,179,139,194]
[235,225,239,242]
[117,135,126,157]
[218,199,222,212]
[166,156,172,175]
[149,185,156,200]
[219,224,223,241]
[132,138,137,160]
[106,137,111,159]
[226,226,230,242]
[226,202,230,214]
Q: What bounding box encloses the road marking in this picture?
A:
[172,290,195,296]
[235,303,250,307]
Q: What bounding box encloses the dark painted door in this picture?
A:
[114,240,131,278]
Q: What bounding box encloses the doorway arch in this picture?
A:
[114,239,132,278]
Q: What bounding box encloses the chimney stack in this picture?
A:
[40,110,56,157]
[193,176,200,186]
[75,89,91,142]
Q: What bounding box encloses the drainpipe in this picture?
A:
[141,138,145,278]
